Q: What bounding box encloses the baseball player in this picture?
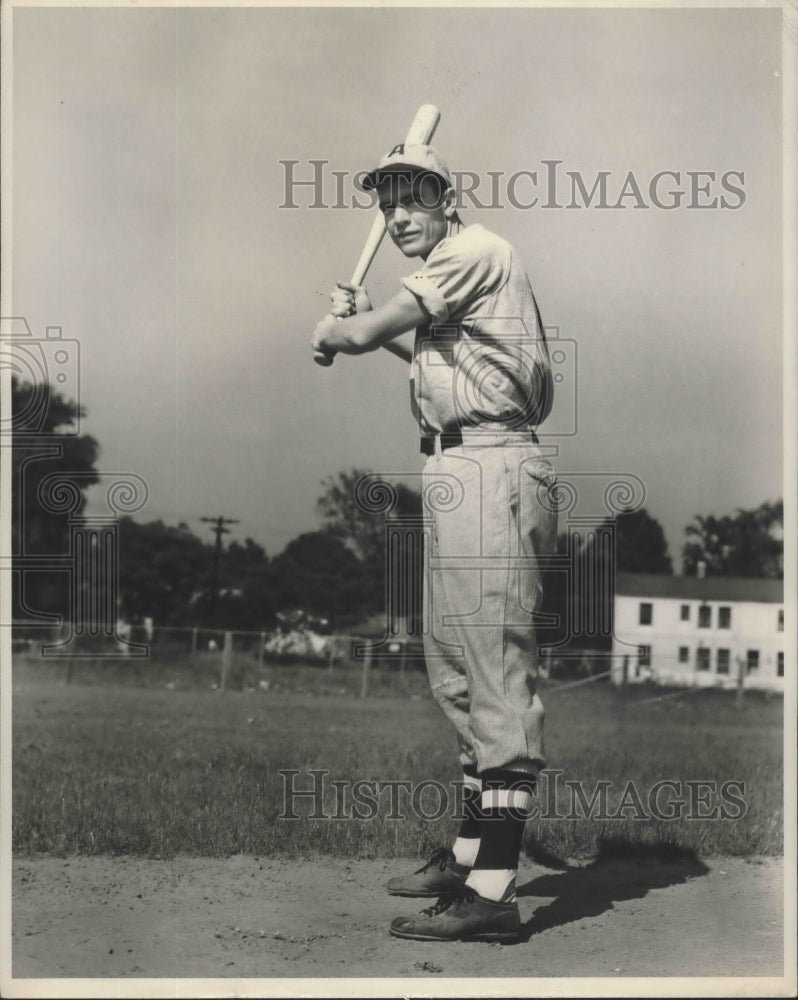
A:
[311,143,558,942]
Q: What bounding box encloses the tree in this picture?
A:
[317,469,421,555]
[538,531,573,651]
[217,538,279,630]
[537,508,672,657]
[272,529,372,629]
[613,507,673,574]
[117,518,212,625]
[682,501,783,578]
[118,522,280,631]
[316,469,424,623]
[539,529,616,654]
[11,376,100,619]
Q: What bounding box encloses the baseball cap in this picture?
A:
[362,143,452,191]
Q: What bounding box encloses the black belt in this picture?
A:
[420,427,539,456]
[420,431,463,456]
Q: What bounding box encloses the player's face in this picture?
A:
[377,174,452,260]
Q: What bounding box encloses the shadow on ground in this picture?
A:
[513,835,710,944]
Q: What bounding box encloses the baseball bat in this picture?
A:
[315,104,441,366]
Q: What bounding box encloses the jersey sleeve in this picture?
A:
[400,230,508,323]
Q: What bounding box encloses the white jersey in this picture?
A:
[401,224,553,436]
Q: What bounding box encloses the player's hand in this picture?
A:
[312,314,337,367]
[330,281,372,318]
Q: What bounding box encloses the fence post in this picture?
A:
[220,631,232,692]
[258,632,266,672]
[398,640,407,682]
[360,642,372,699]
[191,627,198,662]
[327,637,336,673]
[64,622,74,684]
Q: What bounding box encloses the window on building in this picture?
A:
[698,605,711,628]
[696,648,710,671]
[778,652,784,677]
[680,604,690,621]
[746,650,760,673]
[637,645,651,667]
[718,606,731,629]
[678,646,689,663]
[716,648,730,674]
[778,609,784,632]
[639,602,653,625]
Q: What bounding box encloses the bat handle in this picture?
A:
[318,213,385,367]
[314,349,335,367]
[350,215,387,287]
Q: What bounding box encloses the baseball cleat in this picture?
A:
[385,846,470,898]
[389,883,521,942]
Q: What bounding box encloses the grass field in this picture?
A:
[12,655,784,861]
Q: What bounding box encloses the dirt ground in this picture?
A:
[9,852,788,990]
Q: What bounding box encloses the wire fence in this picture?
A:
[9,620,432,696]
[9,620,781,703]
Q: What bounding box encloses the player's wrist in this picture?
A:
[312,313,339,352]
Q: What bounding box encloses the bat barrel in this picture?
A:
[405,105,441,145]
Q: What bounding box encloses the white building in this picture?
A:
[611,572,785,690]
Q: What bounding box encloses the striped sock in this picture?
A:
[465,769,537,902]
[452,765,481,867]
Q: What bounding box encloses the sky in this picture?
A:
[5,1,788,567]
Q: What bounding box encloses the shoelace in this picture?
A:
[415,846,455,875]
[422,884,477,916]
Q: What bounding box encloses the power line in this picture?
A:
[200,516,240,624]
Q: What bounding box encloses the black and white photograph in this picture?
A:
[1,1,795,997]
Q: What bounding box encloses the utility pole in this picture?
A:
[200,516,240,625]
